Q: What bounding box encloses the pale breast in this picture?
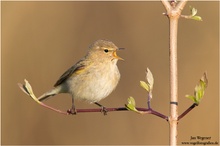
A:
[66,61,120,103]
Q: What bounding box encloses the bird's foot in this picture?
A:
[67,108,77,115]
[101,106,108,115]
[94,102,108,115]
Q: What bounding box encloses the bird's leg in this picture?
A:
[94,102,108,115]
[67,98,77,115]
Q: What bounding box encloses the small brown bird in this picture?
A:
[38,39,124,114]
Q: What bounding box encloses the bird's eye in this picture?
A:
[104,49,109,53]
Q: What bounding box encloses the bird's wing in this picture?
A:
[54,60,86,87]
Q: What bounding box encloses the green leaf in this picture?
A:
[194,85,204,104]
[145,68,154,91]
[125,97,138,112]
[188,6,203,21]
[186,95,196,103]
[140,81,150,92]
[190,6,197,16]
[186,72,208,104]
[140,68,154,93]
[18,79,41,104]
[191,16,202,21]
[200,71,208,88]
[125,97,137,111]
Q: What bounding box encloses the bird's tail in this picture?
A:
[38,87,61,101]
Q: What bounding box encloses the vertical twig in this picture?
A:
[169,15,179,146]
[161,0,187,145]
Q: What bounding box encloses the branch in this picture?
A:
[161,0,172,11]
[71,107,168,121]
[18,79,168,120]
[162,0,188,18]
[52,106,167,121]
[178,103,198,121]
[161,0,188,145]
[176,0,188,12]
[181,6,203,21]
[179,72,207,120]
[162,0,188,11]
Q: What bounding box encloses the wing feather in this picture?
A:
[54,60,86,87]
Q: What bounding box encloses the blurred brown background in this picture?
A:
[1,1,219,145]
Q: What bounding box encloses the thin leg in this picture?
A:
[67,98,77,115]
[94,102,108,115]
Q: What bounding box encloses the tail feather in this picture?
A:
[38,88,60,101]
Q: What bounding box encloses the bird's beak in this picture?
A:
[113,48,124,60]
